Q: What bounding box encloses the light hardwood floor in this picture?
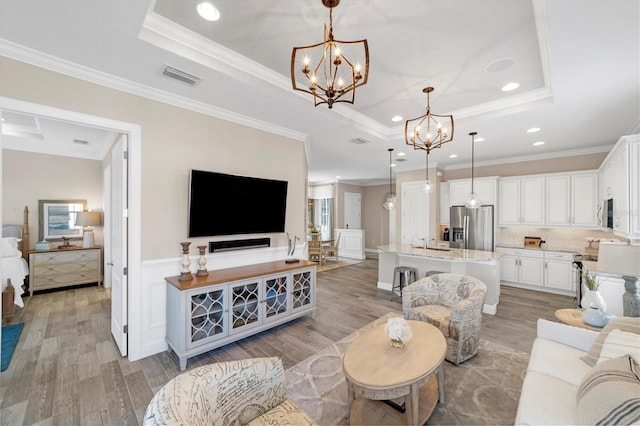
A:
[0,257,573,425]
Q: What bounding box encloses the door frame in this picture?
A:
[0,96,143,360]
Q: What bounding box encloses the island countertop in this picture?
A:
[377,244,503,262]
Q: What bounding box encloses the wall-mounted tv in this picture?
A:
[188,169,288,238]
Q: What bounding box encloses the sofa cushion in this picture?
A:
[581,317,640,366]
[597,329,640,365]
[247,398,317,426]
[577,355,640,425]
[515,371,579,426]
[527,338,592,386]
[407,304,450,337]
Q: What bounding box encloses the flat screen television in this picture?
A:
[188,169,288,237]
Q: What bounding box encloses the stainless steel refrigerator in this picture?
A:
[449,205,494,251]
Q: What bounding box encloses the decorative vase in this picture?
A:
[195,245,208,277]
[390,338,405,349]
[581,290,607,312]
[581,307,609,327]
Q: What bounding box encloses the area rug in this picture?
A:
[316,260,364,273]
[1,322,24,372]
[285,313,530,425]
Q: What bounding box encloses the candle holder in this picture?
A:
[196,245,208,277]
[179,242,193,281]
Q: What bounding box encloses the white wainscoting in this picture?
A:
[335,228,366,260]
[137,244,302,360]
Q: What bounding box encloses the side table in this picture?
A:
[554,308,603,331]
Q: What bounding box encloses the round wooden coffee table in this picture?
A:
[342,320,446,425]
[555,308,603,331]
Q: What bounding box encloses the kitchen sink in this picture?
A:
[410,244,451,251]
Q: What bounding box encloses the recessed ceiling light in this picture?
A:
[501,82,519,92]
[336,175,341,179]
[449,154,458,158]
[197,2,220,21]
[391,115,403,122]
[390,163,397,167]
[397,152,406,157]
[475,137,485,142]
[533,141,545,146]
[527,127,541,133]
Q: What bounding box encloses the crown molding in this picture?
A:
[442,144,613,171]
[0,39,308,144]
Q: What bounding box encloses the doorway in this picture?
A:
[0,96,141,358]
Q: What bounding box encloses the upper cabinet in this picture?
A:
[499,176,545,226]
[499,170,598,228]
[546,172,599,227]
[599,134,640,240]
[440,182,450,225]
[448,177,498,206]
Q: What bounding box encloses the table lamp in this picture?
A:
[75,211,102,248]
[598,242,640,317]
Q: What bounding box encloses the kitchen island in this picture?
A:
[378,244,503,314]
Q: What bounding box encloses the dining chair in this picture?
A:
[308,239,323,265]
[323,232,341,262]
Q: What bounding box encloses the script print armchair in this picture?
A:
[144,357,316,426]
[402,273,487,365]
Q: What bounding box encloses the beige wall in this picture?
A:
[443,152,607,180]
[2,150,104,247]
[362,184,391,249]
[0,57,307,260]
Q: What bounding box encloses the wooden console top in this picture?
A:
[165,259,316,291]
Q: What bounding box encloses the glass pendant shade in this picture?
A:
[464,131,482,208]
[383,148,395,210]
[424,180,432,193]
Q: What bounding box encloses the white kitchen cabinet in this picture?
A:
[440,182,450,225]
[545,171,598,227]
[599,134,640,239]
[448,177,498,206]
[498,176,544,226]
[497,248,544,287]
[166,260,316,370]
[544,251,574,292]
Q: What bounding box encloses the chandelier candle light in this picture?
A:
[385,317,413,348]
[464,131,482,208]
[291,0,369,108]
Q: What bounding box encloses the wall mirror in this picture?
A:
[38,199,87,241]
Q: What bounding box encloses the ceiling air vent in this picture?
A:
[162,66,201,86]
[396,158,407,162]
[73,139,89,145]
[350,137,371,145]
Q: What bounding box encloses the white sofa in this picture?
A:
[516,317,640,425]
[515,319,600,425]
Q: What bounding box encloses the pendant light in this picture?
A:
[424,149,432,193]
[383,148,396,209]
[464,131,482,208]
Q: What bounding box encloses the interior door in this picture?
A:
[111,134,128,356]
[401,181,429,244]
[344,192,361,229]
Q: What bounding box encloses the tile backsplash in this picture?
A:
[497,227,626,253]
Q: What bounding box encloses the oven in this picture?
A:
[572,254,584,308]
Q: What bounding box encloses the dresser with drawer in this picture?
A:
[28,246,102,295]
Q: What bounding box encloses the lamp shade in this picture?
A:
[597,243,640,277]
[75,211,102,227]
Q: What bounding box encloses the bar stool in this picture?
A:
[392,266,417,296]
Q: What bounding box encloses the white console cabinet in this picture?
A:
[165,260,316,370]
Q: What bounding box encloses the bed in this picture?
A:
[2,206,30,318]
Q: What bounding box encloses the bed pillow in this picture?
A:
[577,355,640,425]
[581,317,640,366]
[1,237,21,258]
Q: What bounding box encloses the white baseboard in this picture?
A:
[377,281,393,291]
[483,303,497,315]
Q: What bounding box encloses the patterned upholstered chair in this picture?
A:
[402,273,487,365]
[144,357,316,426]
